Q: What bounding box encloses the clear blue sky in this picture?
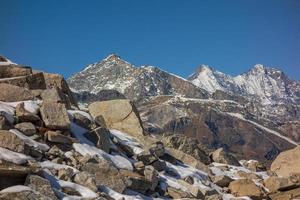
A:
[1,0,300,80]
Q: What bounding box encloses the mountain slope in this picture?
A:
[68,54,208,103]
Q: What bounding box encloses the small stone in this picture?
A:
[14,122,36,136]
[0,130,26,153]
[46,131,73,144]
[184,176,194,185]
[144,165,159,191]
[58,168,74,181]
[136,152,157,165]
[151,159,166,172]
[149,141,165,157]
[74,171,98,192]
[212,175,233,187]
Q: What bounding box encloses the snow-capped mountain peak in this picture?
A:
[189,64,300,105]
[0,55,16,66]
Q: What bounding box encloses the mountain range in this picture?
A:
[68,54,300,165]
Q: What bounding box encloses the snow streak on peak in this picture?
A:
[0,55,16,66]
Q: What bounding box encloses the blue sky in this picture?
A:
[1,0,300,80]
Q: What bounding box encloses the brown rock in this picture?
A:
[269,187,300,200]
[212,175,234,187]
[40,102,70,130]
[14,122,36,136]
[167,187,193,199]
[136,152,157,165]
[0,83,34,102]
[229,179,264,199]
[88,100,144,137]
[271,146,300,177]
[0,115,11,130]
[0,130,26,153]
[0,64,32,78]
[57,168,74,181]
[81,159,126,193]
[211,148,240,166]
[149,141,165,157]
[25,174,58,200]
[46,131,73,144]
[144,165,159,191]
[0,72,46,90]
[177,179,205,198]
[15,103,41,124]
[74,171,98,192]
[242,160,266,172]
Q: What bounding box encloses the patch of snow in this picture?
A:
[0,102,15,123]
[58,180,98,199]
[70,122,94,146]
[39,160,79,173]
[73,143,133,171]
[5,100,40,114]
[110,129,144,155]
[67,110,93,122]
[10,129,50,152]
[0,147,32,164]
[101,186,153,200]
[0,185,32,194]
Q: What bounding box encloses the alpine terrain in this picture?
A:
[0,54,299,200]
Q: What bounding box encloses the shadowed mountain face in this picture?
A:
[68,55,300,165]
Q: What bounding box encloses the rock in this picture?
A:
[166,148,209,173]
[205,194,222,200]
[0,130,26,153]
[120,169,152,194]
[269,187,300,200]
[271,146,300,177]
[0,64,32,78]
[88,100,144,137]
[57,168,74,181]
[72,112,92,129]
[151,160,166,172]
[177,179,205,198]
[0,163,32,190]
[15,103,41,124]
[81,159,126,193]
[25,174,58,200]
[0,83,34,102]
[14,122,36,136]
[43,72,77,108]
[234,170,261,179]
[61,186,81,196]
[93,115,107,128]
[229,179,264,199]
[74,171,98,192]
[163,134,211,164]
[40,102,70,130]
[136,152,157,165]
[242,160,266,172]
[0,72,46,90]
[184,176,194,185]
[211,175,233,187]
[211,148,240,166]
[149,141,165,157]
[84,127,110,153]
[144,165,159,191]
[0,190,49,200]
[46,131,73,144]
[0,115,11,130]
[264,176,300,193]
[40,88,64,103]
[167,187,193,199]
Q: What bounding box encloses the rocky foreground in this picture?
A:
[0,57,300,199]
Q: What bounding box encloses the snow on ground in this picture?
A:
[227,112,299,146]
[5,100,40,114]
[10,129,50,152]
[69,122,94,146]
[67,110,93,122]
[73,143,133,171]
[0,185,32,194]
[0,102,15,123]
[0,147,32,164]
[110,129,144,155]
[39,160,79,173]
[0,58,16,66]
[58,180,98,199]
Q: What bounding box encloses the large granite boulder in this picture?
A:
[40,102,70,130]
[25,175,57,200]
[0,83,34,102]
[271,146,300,177]
[88,99,144,137]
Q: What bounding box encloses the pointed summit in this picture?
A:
[104,53,121,62]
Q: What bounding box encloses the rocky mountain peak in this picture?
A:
[103,53,121,62]
[0,55,16,66]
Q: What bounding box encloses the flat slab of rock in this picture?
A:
[40,102,70,130]
[14,122,36,136]
[0,73,46,90]
[229,179,264,199]
[0,83,34,102]
[88,100,144,137]
[271,146,300,177]
[0,65,32,78]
